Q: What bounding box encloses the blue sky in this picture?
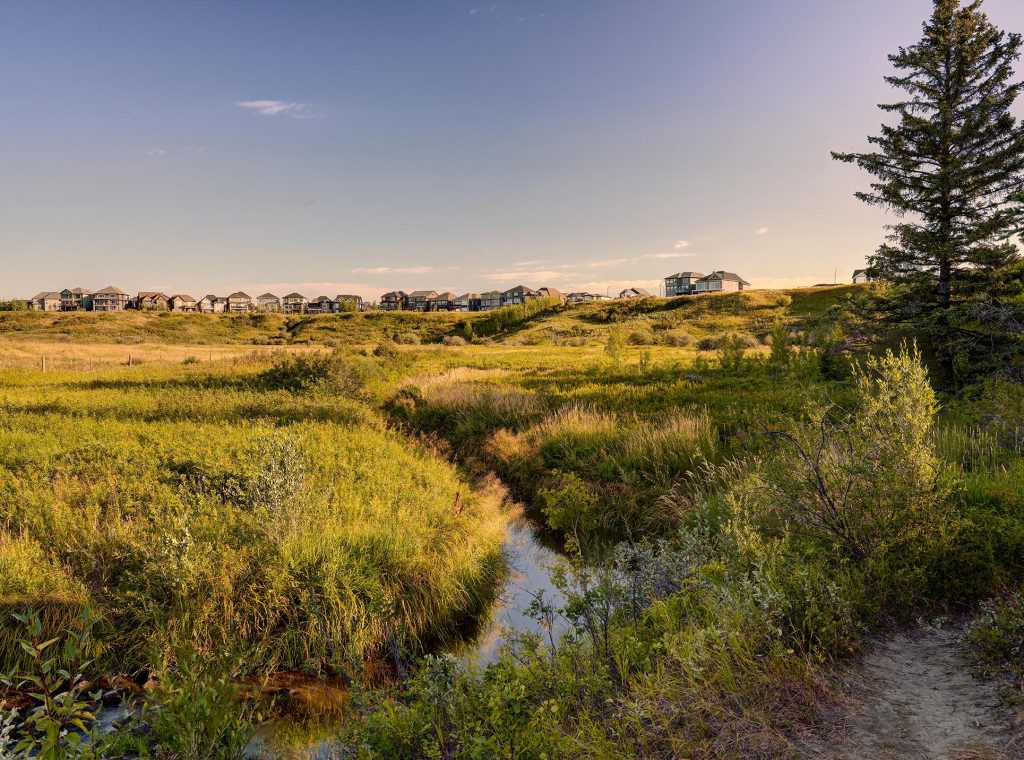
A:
[2,0,1023,299]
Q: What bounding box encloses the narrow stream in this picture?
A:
[246,513,567,758]
[461,515,567,666]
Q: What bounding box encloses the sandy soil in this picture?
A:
[803,621,1023,759]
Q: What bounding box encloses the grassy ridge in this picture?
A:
[0,286,869,349]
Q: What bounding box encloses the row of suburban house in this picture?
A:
[27,288,366,314]
[26,271,757,314]
[380,271,752,312]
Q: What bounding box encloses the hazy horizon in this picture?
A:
[3,0,1023,301]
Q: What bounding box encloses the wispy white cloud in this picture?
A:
[237,100,313,118]
[643,252,696,260]
[469,4,499,16]
[352,265,439,275]
[145,147,167,156]
[513,259,547,267]
[673,240,691,249]
[756,226,769,235]
[584,258,631,268]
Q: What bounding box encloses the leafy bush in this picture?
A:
[717,333,749,373]
[394,332,421,345]
[0,610,105,759]
[141,644,260,760]
[442,335,467,347]
[661,329,691,347]
[257,350,373,396]
[967,589,1024,687]
[604,325,627,364]
[758,345,951,564]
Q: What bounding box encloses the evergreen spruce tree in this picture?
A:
[834,0,1024,380]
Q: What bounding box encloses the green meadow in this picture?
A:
[0,286,1021,757]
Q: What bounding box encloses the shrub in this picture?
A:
[257,350,372,396]
[373,342,399,359]
[605,325,627,364]
[768,322,791,368]
[141,644,259,760]
[627,326,656,346]
[717,334,748,373]
[758,345,951,563]
[394,332,421,345]
[442,335,467,347]
[967,589,1024,685]
[662,329,691,347]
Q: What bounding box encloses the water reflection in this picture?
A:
[461,516,567,666]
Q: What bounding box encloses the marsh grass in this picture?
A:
[0,357,509,677]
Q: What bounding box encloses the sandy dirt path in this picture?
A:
[803,622,1022,759]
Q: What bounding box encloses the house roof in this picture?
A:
[95,285,127,295]
[537,287,563,298]
[620,287,653,297]
[502,285,538,295]
[430,292,458,301]
[480,290,503,298]
[63,287,92,295]
[283,292,307,299]
[170,294,196,302]
[381,290,407,298]
[409,290,438,298]
[228,291,251,299]
[310,296,332,303]
[31,291,60,300]
[334,294,362,301]
[257,293,280,300]
[698,271,751,286]
[667,272,706,279]
[200,294,224,302]
[137,291,168,299]
[454,293,479,301]
[853,269,867,276]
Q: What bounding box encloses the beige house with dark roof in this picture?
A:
[169,294,198,312]
[135,291,170,310]
[226,292,252,312]
[92,286,129,311]
[29,292,62,311]
[256,293,281,311]
[60,288,93,311]
[198,295,226,313]
[618,287,653,299]
[692,272,750,293]
[333,294,363,312]
[282,293,307,314]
